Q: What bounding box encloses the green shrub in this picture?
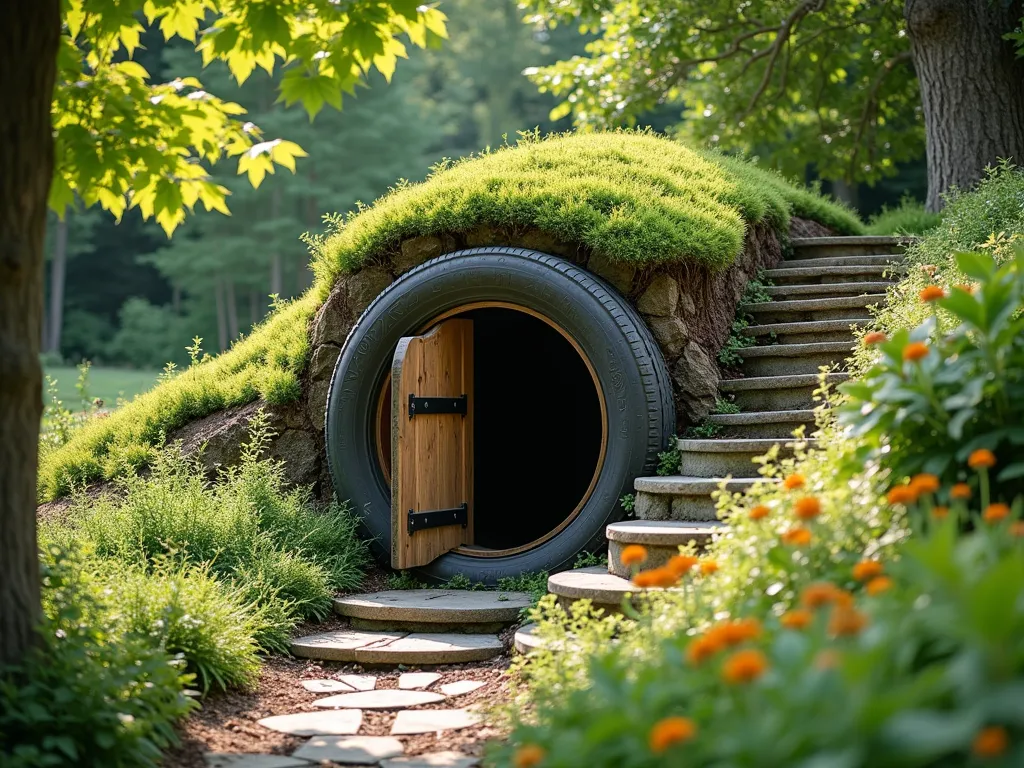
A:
[42,414,368,653]
[0,548,196,768]
[866,196,941,235]
[841,249,1024,500]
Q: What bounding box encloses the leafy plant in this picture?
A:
[718,273,772,367]
[840,249,1024,499]
[387,571,428,590]
[713,397,740,415]
[0,548,196,768]
[498,571,551,612]
[619,493,636,513]
[684,422,722,439]
[656,444,681,477]
[573,551,608,569]
[867,195,941,235]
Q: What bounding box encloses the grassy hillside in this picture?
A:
[39,131,862,501]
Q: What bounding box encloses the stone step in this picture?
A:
[676,438,814,478]
[606,520,723,577]
[779,254,907,269]
[548,566,655,613]
[513,623,545,655]
[740,294,885,324]
[789,235,914,260]
[762,281,894,300]
[705,409,818,439]
[718,372,850,411]
[764,264,903,285]
[738,341,854,376]
[333,589,531,633]
[743,319,867,345]
[291,629,504,666]
[633,476,761,520]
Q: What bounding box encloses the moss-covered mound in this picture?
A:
[39,131,862,501]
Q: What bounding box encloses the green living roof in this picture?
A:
[39,131,862,501]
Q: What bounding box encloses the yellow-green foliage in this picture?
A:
[40,131,861,501]
[309,131,863,281]
[38,295,318,500]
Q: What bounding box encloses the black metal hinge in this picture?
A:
[408,394,467,419]
[407,503,469,535]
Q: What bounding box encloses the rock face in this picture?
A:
[169,220,788,495]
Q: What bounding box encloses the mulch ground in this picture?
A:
[164,618,521,767]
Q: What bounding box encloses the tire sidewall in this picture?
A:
[325,247,671,583]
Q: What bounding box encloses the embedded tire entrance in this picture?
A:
[325,248,674,583]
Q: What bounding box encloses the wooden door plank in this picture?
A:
[391,319,473,569]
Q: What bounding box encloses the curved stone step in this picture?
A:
[291,629,504,665]
[764,264,903,285]
[738,341,854,376]
[789,235,914,260]
[548,566,656,613]
[633,476,761,520]
[705,409,818,439]
[740,295,885,324]
[513,623,545,655]
[333,589,531,633]
[606,520,723,577]
[676,437,814,478]
[719,372,849,411]
[779,254,907,269]
[763,282,894,300]
[742,319,867,345]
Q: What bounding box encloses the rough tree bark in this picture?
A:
[46,210,68,353]
[906,0,1024,210]
[0,2,60,669]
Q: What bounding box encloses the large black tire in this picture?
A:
[324,247,674,583]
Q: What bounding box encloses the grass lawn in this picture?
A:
[45,365,161,408]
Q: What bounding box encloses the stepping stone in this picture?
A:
[390,709,483,735]
[382,752,480,768]
[439,680,485,697]
[399,672,441,689]
[606,520,723,576]
[547,566,656,613]
[257,709,363,736]
[313,689,445,710]
[677,438,813,479]
[292,629,503,665]
[205,756,310,768]
[743,319,866,346]
[334,589,531,632]
[293,736,404,764]
[300,679,354,694]
[338,673,377,691]
[513,624,546,655]
[705,410,818,440]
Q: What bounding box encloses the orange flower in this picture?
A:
[781,527,812,546]
[780,609,813,630]
[972,726,1009,758]
[514,744,546,768]
[632,569,662,588]
[782,474,806,491]
[909,473,941,495]
[649,716,697,753]
[955,283,975,295]
[951,483,972,500]
[1011,521,1024,537]
[852,560,884,582]
[984,503,1011,523]
[686,633,722,665]
[866,576,893,596]
[863,331,887,345]
[620,544,648,567]
[802,582,842,610]
[919,285,946,302]
[887,485,919,505]
[707,618,762,647]
[722,649,769,684]
[829,606,869,637]
[749,504,770,520]
[699,559,719,575]
[902,341,930,362]
[932,506,950,520]
[667,554,699,577]
[968,449,997,469]
[793,496,822,520]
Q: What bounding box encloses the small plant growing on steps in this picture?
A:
[656,442,682,476]
[719,271,774,367]
[620,493,635,513]
[684,421,723,439]
[714,397,740,414]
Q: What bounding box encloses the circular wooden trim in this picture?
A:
[370,301,609,560]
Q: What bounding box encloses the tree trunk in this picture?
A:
[905,0,1024,211]
[0,2,60,669]
[46,209,68,353]
[215,279,229,352]
[225,280,239,341]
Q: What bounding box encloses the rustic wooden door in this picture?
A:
[390,319,474,569]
